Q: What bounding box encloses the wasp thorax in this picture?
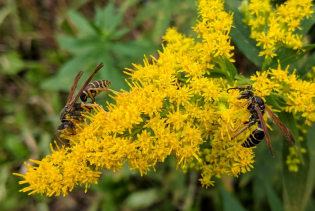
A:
[237,90,254,100]
[80,92,88,103]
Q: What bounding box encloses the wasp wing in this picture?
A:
[66,62,104,112]
[66,71,83,105]
[255,104,275,157]
[265,105,295,147]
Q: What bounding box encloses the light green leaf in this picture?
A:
[216,56,237,85]
[94,2,124,34]
[111,28,130,39]
[67,10,97,37]
[0,51,25,75]
[123,189,159,209]
[57,35,102,55]
[41,56,94,91]
[120,0,142,13]
[0,6,10,25]
[112,40,158,68]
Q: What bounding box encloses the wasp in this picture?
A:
[54,63,107,145]
[226,85,296,157]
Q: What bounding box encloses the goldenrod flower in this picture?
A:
[242,0,313,58]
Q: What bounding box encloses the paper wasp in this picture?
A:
[54,63,107,145]
[226,85,296,157]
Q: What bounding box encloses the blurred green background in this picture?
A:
[1,0,315,210]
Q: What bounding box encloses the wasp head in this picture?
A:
[57,121,75,135]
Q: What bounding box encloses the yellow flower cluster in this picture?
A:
[14,0,315,196]
[241,0,313,58]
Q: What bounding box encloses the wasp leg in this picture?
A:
[220,117,249,133]
[54,132,69,146]
[82,102,111,117]
[87,89,96,103]
[88,87,129,96]
[231,125,251,140]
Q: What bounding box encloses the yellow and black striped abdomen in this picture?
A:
[80,80,111,102]
[241,126,265,148]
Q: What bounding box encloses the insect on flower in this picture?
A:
[226,85,296,157]
[54,63,108,145]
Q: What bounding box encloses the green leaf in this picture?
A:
[263,44,315,71]
[234,75,253,86]
[152,0,174,44]
[219,186,248,211]
[298,10,315,36]
[111,28,130,39]
[120,0,142,13]
[0,51,25,75]
[264,182,284,211]
[57,35,102,55]
[217,56,237,85]
[300,123,315,211]
[94,2,124,34]
[0,6,10,25]
[41,56,95,91]
[133,1,160,27]
[277,112,303,162]
[224,0,264,68]
[281,113,307,211]
[4,135,28,159]
[294,51,315,77]
[123,189,159,209]
[112,40,158,68]
[67,10,97,37]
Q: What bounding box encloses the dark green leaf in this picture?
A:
[263,44,315,71]
[264,182,284,211]
[294,51,315,77]
[219,186,248,211]
[281,113,307,211]
[300,124,315,211]
[298,11,315,36]
[277,112,303,162]
[224,0,264,68]
[67,10,97,37]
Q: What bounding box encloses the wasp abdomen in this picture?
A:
[241,125,264,148]
[80,80,111,102]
